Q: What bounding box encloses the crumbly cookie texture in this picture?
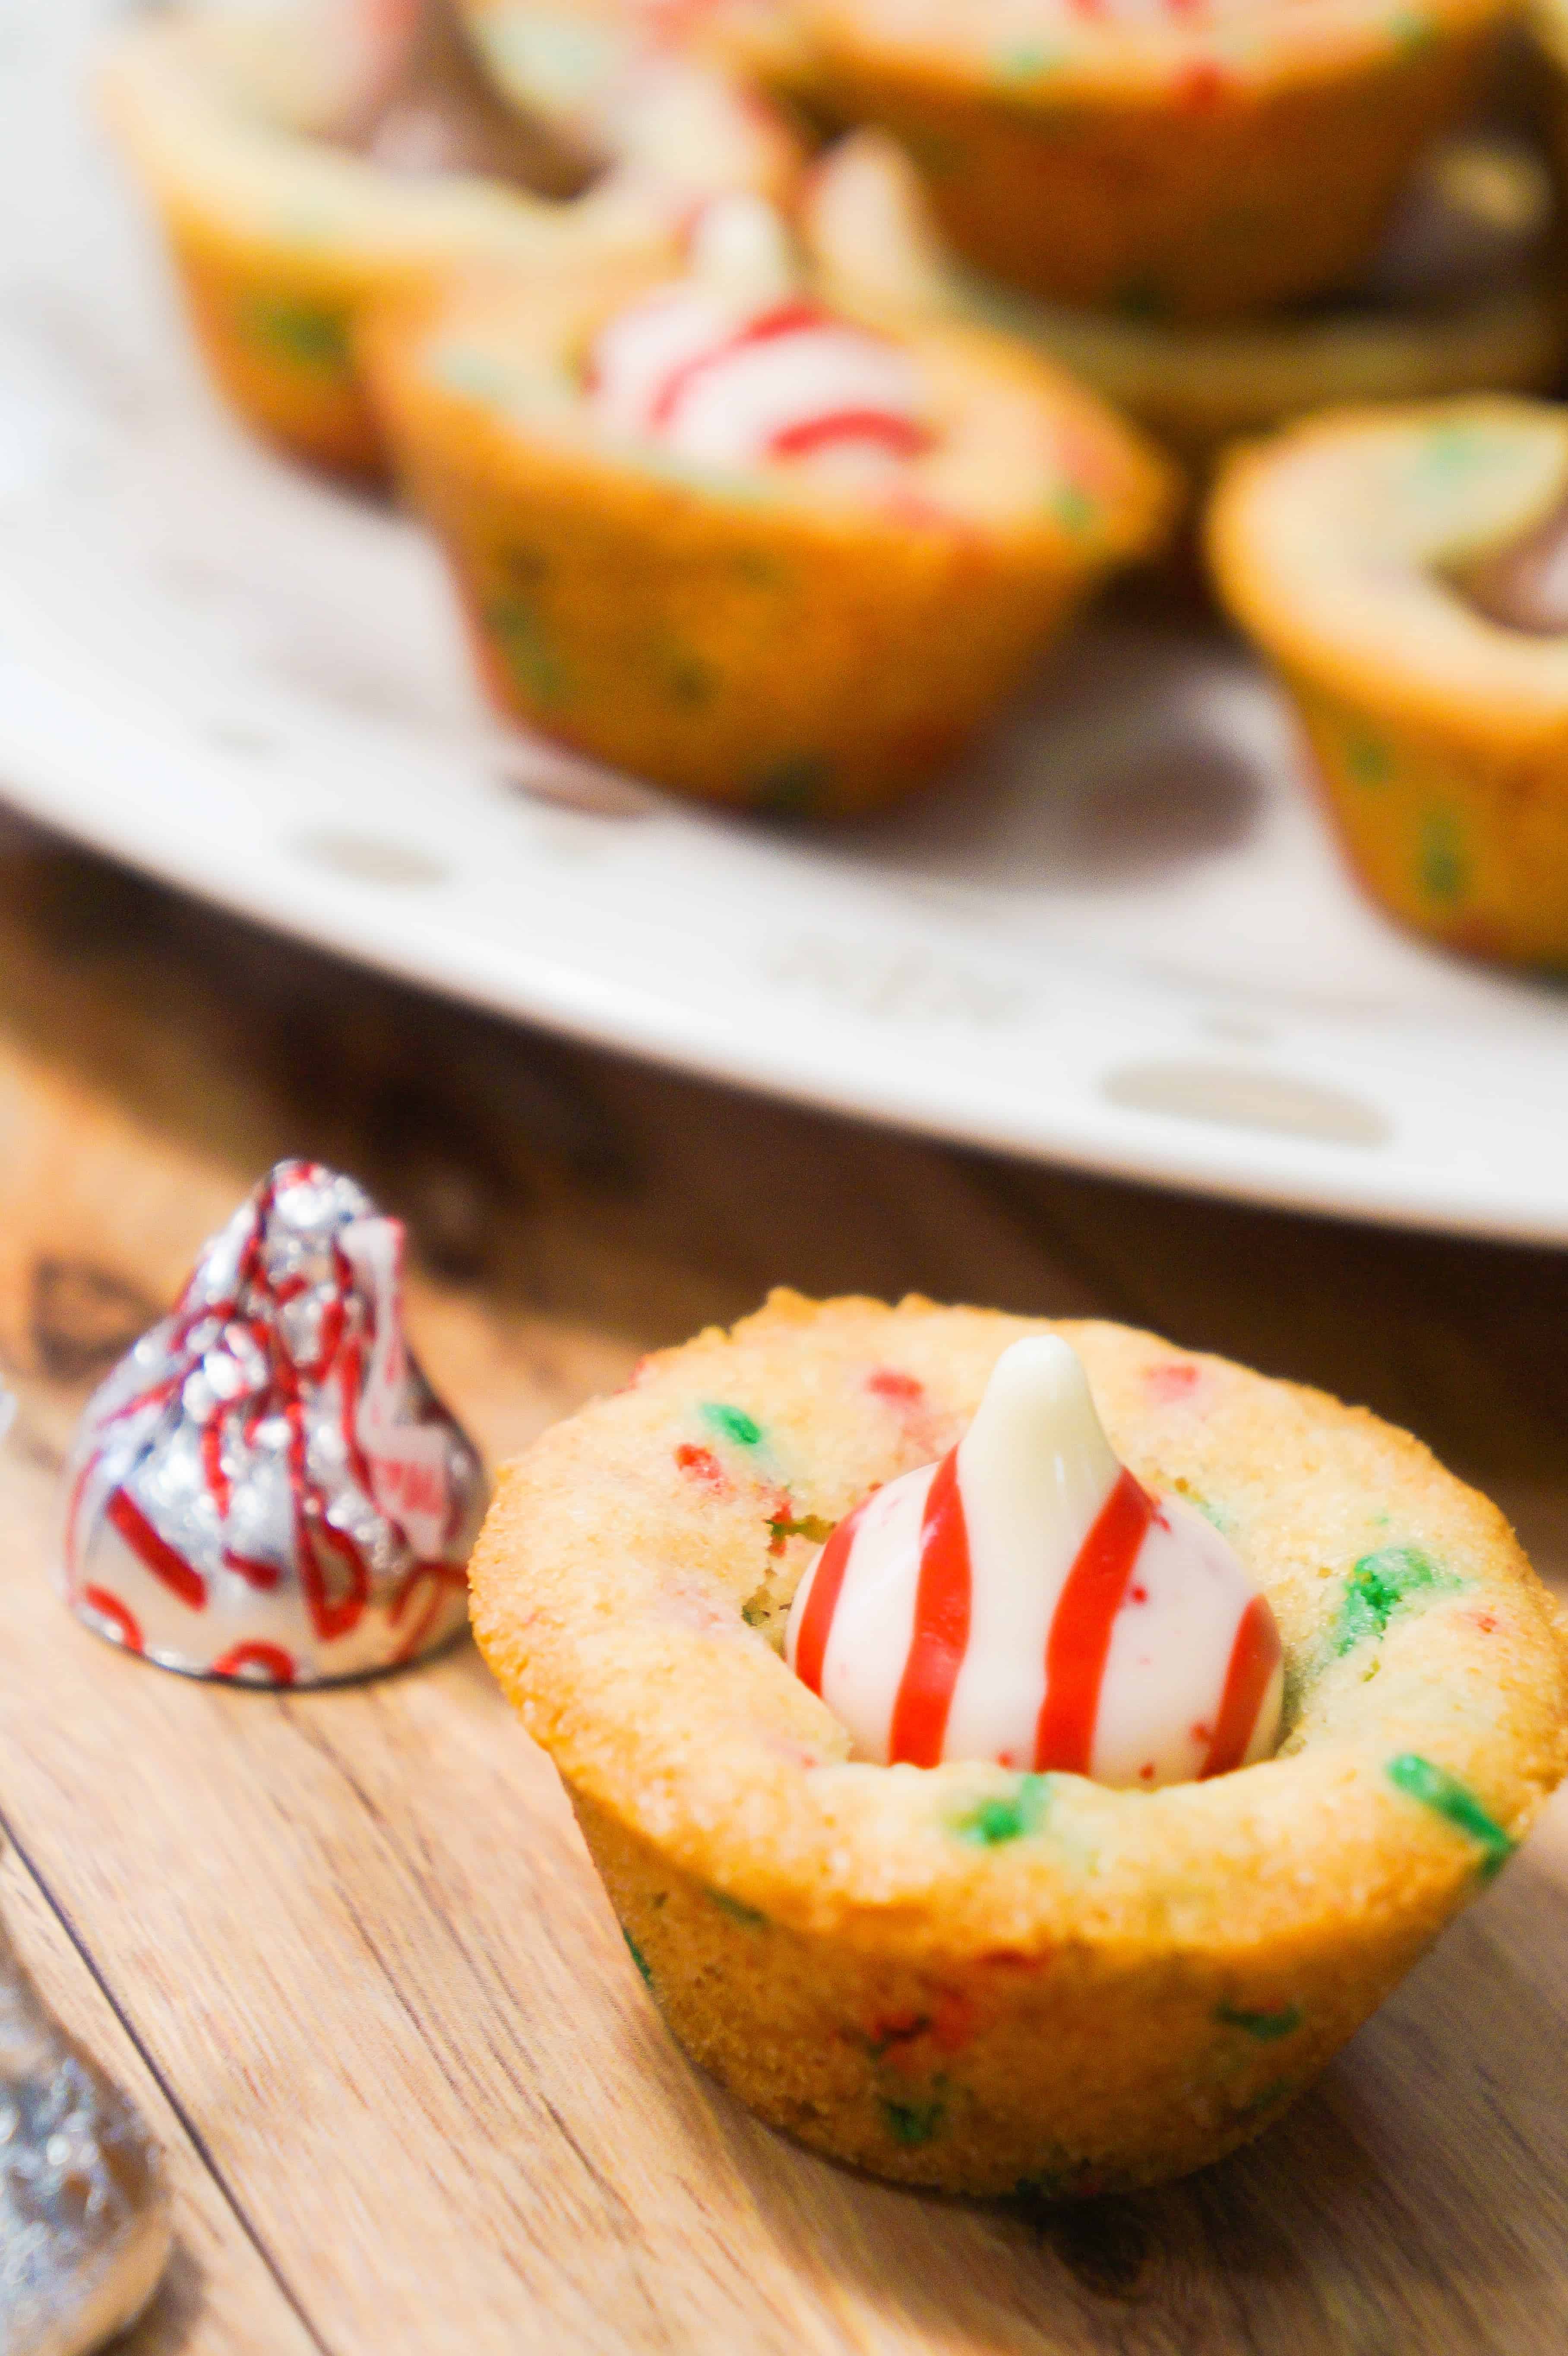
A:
[471,1289,1568,2194]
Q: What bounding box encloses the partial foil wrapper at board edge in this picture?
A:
[1,1889,172,2356]
[57,1159,487,1685]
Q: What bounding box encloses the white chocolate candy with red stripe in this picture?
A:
[586,193,932,476]
[786,1336,1283,1788]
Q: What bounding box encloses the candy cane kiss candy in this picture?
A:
[787,1335,1283,1788]
[59,1160,486,1686]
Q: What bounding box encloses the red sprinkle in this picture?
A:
[867,1367,924,1403]
[930,1989,975,2054]
[1176,59,1228,108]
[674,1443,727,1494]
[1145,1361,1201,1403]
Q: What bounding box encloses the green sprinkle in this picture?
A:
[1012,2165,1076,2203]
[953,1775,1052,1847]
[899,126,965,178]
[752,754,831,817]
[1386,1754,1515,1878]
[1336,1545,1460,1655]
[489,14,617,105]
[243,294,351,375]
[485,595,568,706]
[1216,2000,1302,2043]
[433,344,518,403]
[741,1599,771,1627]
[709,1888,768,1928]
[1049,482,1098,535]
[768,1514,835,1545]
[1233,2076,1294,2121]
[623,1929,653,1986]
[1388,6,1435,51]
[1345,728,1392,787]
[880,2091,945,2147]
[702,1402,762,1449]
[992,39,1063,77]
[664,649,715,708]
[733,548,787,588]
[1419,424,1490,479]
[1419,809,1466,904]
[1113,279,1171,324]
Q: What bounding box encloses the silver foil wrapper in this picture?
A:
[59,1160,486,1685]
[0,1897,171,2356]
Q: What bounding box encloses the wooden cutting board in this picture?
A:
[2,820,1567,2356]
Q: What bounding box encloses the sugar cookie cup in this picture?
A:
[1209,399,1568,966]
[469,1292,1568,2197]
[361,264,1176,814]
[795,0,1517,322]
[806,130,1568,474]
[98,10,799,475]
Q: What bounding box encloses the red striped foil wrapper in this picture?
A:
[58,1160,486,1686]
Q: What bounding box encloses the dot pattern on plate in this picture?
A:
[1103,1061,1390,1147]
[291,830,451,889]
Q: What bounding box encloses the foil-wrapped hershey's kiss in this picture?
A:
[1,1888,172,2356]
[58,1160,486,1686]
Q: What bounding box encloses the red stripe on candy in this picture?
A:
[106,1488,206,1611]
[791,1497,867,1697]
[1201,1594,1281,1779]
[648,300,834,429]
[1034,1468,1154,1773]
[211,1640,296,1685]
[82,1585,144,1653]
[888,1450,972,1767]
[768,409,931,462]
[221,1549,281,1591]
[297,1514,371,1643]
[202,1414,230,1518]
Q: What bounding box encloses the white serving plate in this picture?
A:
[4,0,1568,1244]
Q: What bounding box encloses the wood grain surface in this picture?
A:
[0,819,1565,2354]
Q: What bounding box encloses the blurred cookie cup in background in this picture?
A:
[803,127,1568,479]
[790,0,1521,321]
[1209,397,1568,966]
[98,0,801,475]
[360,200,1178,817]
